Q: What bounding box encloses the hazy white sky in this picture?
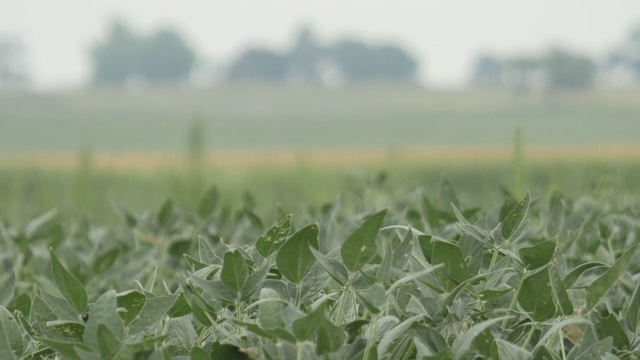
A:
[2,0,639,89]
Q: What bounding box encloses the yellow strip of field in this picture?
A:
[1,145,640,171]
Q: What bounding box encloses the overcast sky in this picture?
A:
[2,0,639,89]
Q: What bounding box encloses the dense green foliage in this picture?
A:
[1,173,639,359]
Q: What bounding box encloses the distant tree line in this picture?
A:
[471,49,596,92]
[90,20,196,86]
[226,27,419,85]
[0,36,28,88]
[471,23,640,92]
[89,22,418,87]
[4,19,640,91]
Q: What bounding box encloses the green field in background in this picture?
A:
[2,158,639,225]
[1,85,639,153]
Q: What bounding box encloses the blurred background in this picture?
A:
[1,0,640,223]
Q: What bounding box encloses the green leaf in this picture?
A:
[257,288,284,330]
[167,316,197,351]
[210,342,249,360]
[0,306,23,359]
[116,290,146,325]
[198,235,219,265]
[409,322,447,355]
[592,312,629,350]
[569,335,613,360]
[392,229,413,270]
[220,249,248,292]
[198,185,219,218]
[191,347,210,360]
[518,239,556,270]
[418,234,433,263]
[190,276,236,303]
[431,239,469,291]
[458,234,484,276]
[7,293,30,320]
[438,177,460,209]
[587,243,639,310]
[167,292,191,318]
[50,249,87,314]
[83,290,124,352]
[499,190,517,226]
[424,348,453,359]
[40,291,77,321]
[518,267,556,322]
[532,345,557,360]
[538,317,591,345]
[276,224,319,284]
[492,339,531,360]
[241,261,270,300]
[343,320,369,342]
[310,247,349,286]
[96,324,121,358]
[292,303,325,341]
[316,318,346,355]
[548,265,573,316]
[156,199,173,227]
[625,280,640,335]
[341,209,388,272]
[501,192,530,240]
[378,315,422,355]
[422,195,441,229]
[376,240,393,283]
[356,283,385,314]
[37,338,91,360]
[25,209,58,239]
[0,272,15,308]
[91,248,120,274]
[562,262,608,289]
[128,295,178,335]
[452,316,511,360]
[256,214,292,258]
[183,254,207,271]
[45,321,84,342]
[471,328,494,356]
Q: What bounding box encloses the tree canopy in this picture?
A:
[471,48,596,92]
[90,20,195,86]
[0,36,29,88]
[225,26,419,85]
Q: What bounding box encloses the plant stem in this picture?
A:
[488,247,500,271]
[296,342,303,360]
[364,315,378,359]
[295,284,302,307]
[502,270,526,328]
[236,293,243,336]
[335,290,348,325]
[401,341,416,360]
[559,329,567,360]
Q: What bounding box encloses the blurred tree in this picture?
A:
[226,26,418,85]
[0,36,29,88]
[328,40,418,83]
[90,21,140,85]
[541,48,596,89]
[140,28,196,84]
[90,19,195,86]
[226,49,288,82]
[502,57,543,93]
[471,54,504,87]
[606,25,640,81]
[287,26,325,83]
[471,48,595,92]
